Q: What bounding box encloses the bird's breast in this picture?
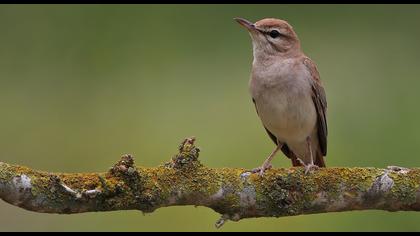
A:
[250,62,317,143]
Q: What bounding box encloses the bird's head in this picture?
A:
[234,17,301,59]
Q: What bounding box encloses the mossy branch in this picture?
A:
[1,137,420,228]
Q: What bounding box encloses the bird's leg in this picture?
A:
[303,136,319,174]
[251,143,282,176]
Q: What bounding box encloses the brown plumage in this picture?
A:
[235,17,328,174]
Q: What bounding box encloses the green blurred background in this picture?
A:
[1,4,420,231]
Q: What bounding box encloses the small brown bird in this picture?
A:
[234,17,328,175]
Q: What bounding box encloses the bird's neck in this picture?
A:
[252,49,303,67]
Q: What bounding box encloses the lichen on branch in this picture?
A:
[0,137,420,227]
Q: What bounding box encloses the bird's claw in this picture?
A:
[248,163,272,176]
[304,163,319,174]
[295,157,319,174]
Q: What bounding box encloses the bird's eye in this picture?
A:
[269,30,281,38]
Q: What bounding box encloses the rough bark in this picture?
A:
[1,137,420,228]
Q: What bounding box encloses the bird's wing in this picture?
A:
[252,98,297,161]
[303,57,328,156]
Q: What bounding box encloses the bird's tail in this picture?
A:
[289,149,326,167]
[314,149,326,167]
[291,155,303,167]
[281,144,303,167]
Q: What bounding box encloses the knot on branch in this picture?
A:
[108,154,143,194]
[364,169,396,207]
[12,174,32,193]
[107,154,151,211]
[109,154,138,178]
[165,137,201,169]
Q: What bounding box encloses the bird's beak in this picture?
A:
[234,17,257,32]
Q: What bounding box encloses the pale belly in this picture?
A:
[255,88,317,144]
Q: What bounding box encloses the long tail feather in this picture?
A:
[314,149,326,167]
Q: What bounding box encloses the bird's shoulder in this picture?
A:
[300,56,326,104]
[300,56,321,83]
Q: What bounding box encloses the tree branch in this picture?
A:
[1,137,420,228]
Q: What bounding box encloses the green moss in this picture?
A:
[0,163,15,182]
[247,167,394,216]
[388,170,420,206]
[2,140,420,219]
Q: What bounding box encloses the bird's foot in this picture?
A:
[304,163,319,174]
[295,158,319,174]
[248,163,272,176]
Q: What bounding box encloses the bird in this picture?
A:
[234,17,328,175]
